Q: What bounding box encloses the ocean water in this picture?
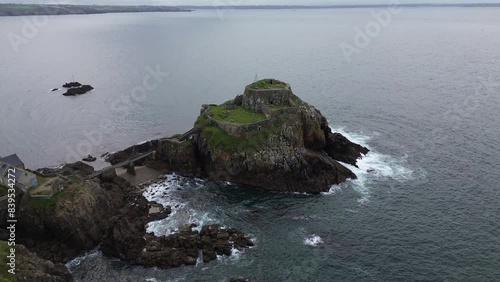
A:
[1,7,500,281]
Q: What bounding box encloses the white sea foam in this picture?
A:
[324,127,416,199]
[304,234,323,246]
[143,174,216,236]
[217,247,244,262]
[65,249,101,270]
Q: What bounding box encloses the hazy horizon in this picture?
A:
[2,0,500,6]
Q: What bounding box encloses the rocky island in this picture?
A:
[0,79,368,281]
[141,79,368,193]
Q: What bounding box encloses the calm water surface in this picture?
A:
[1,8,499,282]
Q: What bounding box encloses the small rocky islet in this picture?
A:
[60,81,94,96]
[4,79,368,281]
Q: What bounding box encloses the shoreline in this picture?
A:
[0,4,191,17]
[2,3,500,17]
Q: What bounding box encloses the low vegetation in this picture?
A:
[26,176,82,209]
[0,188,8,197]
[36,175,51,187]
[0,241,15,282]
[208,105,267,124]
[200,125,269,152]
[248,79,288,90]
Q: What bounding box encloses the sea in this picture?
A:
[1,7,499,281]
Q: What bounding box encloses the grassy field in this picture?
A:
[27,190,65,209]
[209,105,267,124]
[0,241,15,282]
[36,175,51,187]
[26,177,81,209]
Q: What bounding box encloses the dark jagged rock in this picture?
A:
[59,161,94,177]
[324,132,369,167]
[101,198,253,268]
[15,244,74,282]
[62,82,82,88]
[62,85,94,96]
[82,154,97,162]
[24,163,252,270]
[147,202,172,222]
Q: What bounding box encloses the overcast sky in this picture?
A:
[2,0,499,6]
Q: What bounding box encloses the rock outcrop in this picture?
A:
[82,155,96,162]
[324,132,369,167]
[16,165,129,263]
[15,244,73,282]
[155,79,368,193]
[62,85,94,96]
[10,161,253,272]
[100,190,254,268]
[62,82,82,88]
[36,161,94,178]
[106,140,158,165]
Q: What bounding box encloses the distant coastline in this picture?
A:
[179,3,500,10]
[0,4,190,17]
[1,3,500,17]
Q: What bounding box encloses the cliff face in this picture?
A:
[156,79,368,193]
[16,166,129,263]
[15,244,73,282]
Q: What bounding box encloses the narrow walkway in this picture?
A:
[85,151,154,180]
[86,118,211,180]
[177,117,212,141]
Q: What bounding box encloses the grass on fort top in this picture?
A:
[248,79,288,90]
[196,105,267,125]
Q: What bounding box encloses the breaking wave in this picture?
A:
[325,127,420,200]
[143,174,217,236]
[304,234,323,246]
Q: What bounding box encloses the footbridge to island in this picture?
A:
[85,151,155,180]
[85,118,212,180]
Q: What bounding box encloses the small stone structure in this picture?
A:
[241,80,293,112]
[157,79,299,157]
